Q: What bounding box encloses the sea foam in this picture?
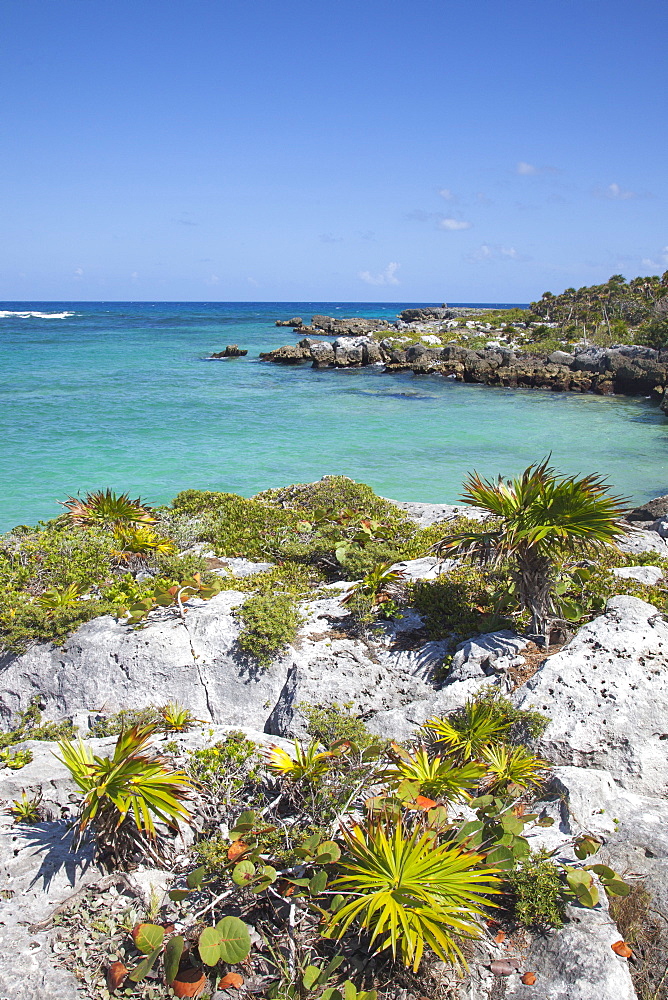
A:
[0,310,75,319]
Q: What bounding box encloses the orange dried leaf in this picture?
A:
[612,940,633,958]
[494,930,506,944]
[521,972,537,985]
[227,841,249,862]
[413,795,438,811]
[172,968,207,998]
[219,973,244,989]
[106,961,128,991]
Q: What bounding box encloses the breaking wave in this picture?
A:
[0,310,75,319]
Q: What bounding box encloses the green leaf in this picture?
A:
[128,945,161,983]
[320,990,342,1000]
[303,966,321,991]
[586,864,616,880]
[344,982,358,1000]
[133,923,164,955]
[574,836,601,860]
[455,820,485,843]
[215,916,251,964]
[484,845,515,870]
[168,888,190,901]
[186,865,206,889]
[309,870,328,895]
[232,860,256,886]
[164,935,184,986]
[199,926,222,966]
[536,816,555,827]
[604,878,631,897]
[500,813,525,835]
[316,841,341,864]
[317,955,344,984]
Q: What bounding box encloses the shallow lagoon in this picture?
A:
[1,301,667,530]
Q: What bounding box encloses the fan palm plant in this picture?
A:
[384,746,484,802]
[422,700,512,761]
[435,459,628,644]
[57,724,192,866]
[327,822,500,969]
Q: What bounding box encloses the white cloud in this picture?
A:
[74,267,84,277]
[359,262,400,286]
[130,271,139,281]
[247,276,259,286]
[206,273,220,285]
[439,217,472,231]
[600,182,637,200]
[641,247,668,269]
[516,161,560,176]
[468,244,525,262]
[438,188,454,200]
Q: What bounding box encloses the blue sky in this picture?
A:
[1,0,666,302]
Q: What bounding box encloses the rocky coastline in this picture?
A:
[261,334,668,406]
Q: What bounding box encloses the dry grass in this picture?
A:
[610,883,668,999]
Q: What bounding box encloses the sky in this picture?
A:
[0,0,666,303]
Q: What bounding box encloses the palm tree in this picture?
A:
[435,459,629,645]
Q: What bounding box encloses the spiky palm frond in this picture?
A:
[423,701,512,761]
[111,526,177,562]
[263,740,334,783]
[58,489,156,529]
[384,746,484,802]
[56,725,191,865]
[328,822,500,970]
[481,744,549,792]
[434,460,629,639]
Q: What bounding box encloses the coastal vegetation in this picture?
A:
[0,474,664,658]
[435,459,629,644]
[38,689,629,998]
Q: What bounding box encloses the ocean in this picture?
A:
[1,301,667,531]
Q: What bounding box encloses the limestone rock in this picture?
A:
[617,527,668,555]
[613,564,663,585]
[514,595,668,796]
[383,498,490,527]
[503,895,636,1000]
[388,556,457,582]
[449,630,530,683]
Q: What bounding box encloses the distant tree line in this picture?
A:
[530,271,668,347]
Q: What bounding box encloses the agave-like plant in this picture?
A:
[58,489,156,529]
[328,822,500,970]
[160,703,200,732]
[264,740,335,783]
[423,700,512,761]
[111,526,178,563]
[35,582,87,611]
[481,744,549,793]
[341,561,405,607]
[384,746,484,802]
[56,724,192,866]
[435,459,628,643]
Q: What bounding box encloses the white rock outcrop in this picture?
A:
[514,595,668,796]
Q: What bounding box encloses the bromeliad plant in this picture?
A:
[435,459,628,644]
[57,724,192,867]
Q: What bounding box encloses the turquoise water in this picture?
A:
[1,301,667,531]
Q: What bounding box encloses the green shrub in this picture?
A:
[411,564,511,641]
[506,850,566,927]
[255,476,413,531]
[90,706,165,738]
[236,593,303,666]
[0,595,117,654]
[337,540,404,580]
[0,695,75,750]
[301,702,380,750]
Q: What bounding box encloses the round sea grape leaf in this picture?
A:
[484,845,515,871]
[316,841,341,863]
[232,860,256,886]
[199,926,222,967]
[186,865,206,889]
[215,916,251,964]
[605,878,631,897]
[132,923,165,955]
[302,966,321,991]
[168,889,190,902]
